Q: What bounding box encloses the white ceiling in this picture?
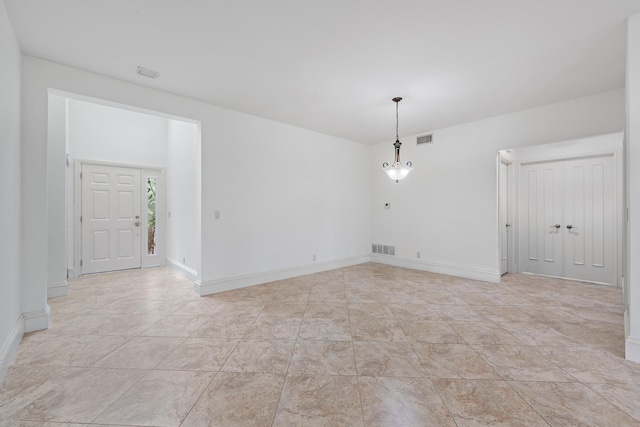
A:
[5,0,640,144]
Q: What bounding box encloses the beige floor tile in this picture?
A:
[273,374,364,426]
[472,345,575,382]
[288,340,356,375]
[347,303,395,318]
[94,370,213,426]
[412,343,500,380]
[474,305,538,323]
[353,341,425,377]
[431,305,491,322]
[221,339,295,373]
[497,321,578,346]
[92,336,184,369]
[448,322,523,345]
[0,366,79,423]
[139,315,210,337]
[92,313,164,336]
[387,303,441,321]
[190,315,257,339]
[261,302,307,317]
[299,317,352,341]
[13,368,147,423]
[45,312,115,335]
[433,379,548,426]
[548,321,625,348]
[358,376,456,426]
[4,266,633,425]
[244,315,302,339]
[589,383,640,422]
[349,316,408,342]
[12,334,129,367]
[304,303,349,319]
[509,381,640,426]
[399,320,464,344]
[536,346,640,384]
[181,372,285,427]
[156,338,239,371]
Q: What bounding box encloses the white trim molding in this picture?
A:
[196,254,371,296]
[371,254,501,284]
[0,315,25,383]
[166,257,197,282]
[626,336,640,363]
[24,305,51,333]
[47,280,68,299]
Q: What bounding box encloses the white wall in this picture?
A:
[67,98,168,166]
[23,55,371,308]
[166,120,198,274]
[371,89,625,282]
[626,14,640,362]
[0,0,23,379]
[64,98,169,275]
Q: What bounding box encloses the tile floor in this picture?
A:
[1,263,640,426]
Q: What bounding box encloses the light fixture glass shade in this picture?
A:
[383,162,413,181]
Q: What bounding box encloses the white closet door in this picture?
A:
[519,161,564,277]
[563,156,615,284]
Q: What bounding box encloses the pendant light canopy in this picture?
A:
[382,97,413,183]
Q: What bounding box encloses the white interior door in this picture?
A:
[81,164,142,274]
[563,156,615,284]
[499,161,509,275]
[519,161,564,277]
[518,156,616,285]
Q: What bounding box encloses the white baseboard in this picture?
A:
[166,257,197,282]
[371,254,501,284]
[626,336,640,363]
[47,281,68,299]
[196,254,371,296]
[0,315,25,383]
[23,305,51,333]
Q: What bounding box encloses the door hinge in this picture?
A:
[80,216,82,223]
[80,172,82,179]
[80,259,83,266]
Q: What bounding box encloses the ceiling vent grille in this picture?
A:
[417,134,433,145]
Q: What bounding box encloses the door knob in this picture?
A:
[134,221,140,227]
[505,224,511,228]
[553,224,561,229]
[566,224,573,229]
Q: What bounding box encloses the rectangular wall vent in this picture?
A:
[372,244,396,256]
[417,134,433,145]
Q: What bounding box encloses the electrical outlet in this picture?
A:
[214,210,220,219]
[183,257,186,264]
[417,251,421,259]
[313,254,317,262]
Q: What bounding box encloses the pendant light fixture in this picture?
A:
[382,97,413,183]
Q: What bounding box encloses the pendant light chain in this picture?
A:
[396,101,399,141]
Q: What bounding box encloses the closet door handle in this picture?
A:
[566,225,573,229]
[553,224,561,229]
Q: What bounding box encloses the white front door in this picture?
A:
[518,156,615,285]
[563,156,615,284]
[81,164,142,274]
[499,161,510,275]
[519,161,564,277]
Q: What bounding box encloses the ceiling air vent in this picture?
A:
[417,134,433,145]
[137,66,160,79]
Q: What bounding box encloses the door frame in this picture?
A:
[514,149,623,287]
[498,156,514,275]
[75,160,165,276]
